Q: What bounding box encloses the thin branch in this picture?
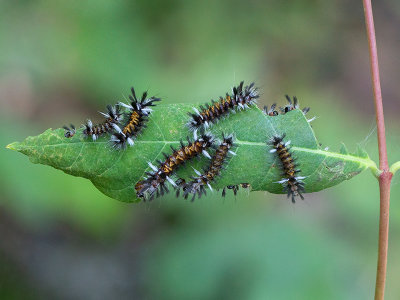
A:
[363,1,388,171]
[362,1,393,300]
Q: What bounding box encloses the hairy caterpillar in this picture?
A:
[263,95,310,116]
[221,183,251,197]
[187,81,258,132]
[268,134,305,203]
[179,134,236,201]
[63,124,76,138]
[135,133,215,200]
[83,105,122,141]
[111,87,161,148]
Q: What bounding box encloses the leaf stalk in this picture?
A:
[389,161,400,175]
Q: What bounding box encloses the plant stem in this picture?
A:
[376,172,392,299]
[362,1,392,299]
[363,2,388,170]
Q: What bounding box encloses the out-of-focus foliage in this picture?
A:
[1,1,400,299]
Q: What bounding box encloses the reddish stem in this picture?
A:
[376,172,392,300]
[362,1,392,299]
[363,1,388,170]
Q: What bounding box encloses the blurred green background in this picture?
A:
[1,0,400,299]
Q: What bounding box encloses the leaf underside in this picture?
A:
[7,104,375,203]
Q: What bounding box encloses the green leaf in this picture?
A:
[6,104,378,203]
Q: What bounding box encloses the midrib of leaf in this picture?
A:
[291,146,376,169]
[9,136,377,171]
[7,140,376,168]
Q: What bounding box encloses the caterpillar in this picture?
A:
[263,95,310,116]
[63,124,76,138]
[281,95,310,115]
[263,103,279,116]
[111,87,161,148]
[187,81,259,132]
[179,134,236,201]
[221,183,250,197]
[83,104,122,141]
[135,132,215,201]
[177,180,251,200]
[268,134,305,203]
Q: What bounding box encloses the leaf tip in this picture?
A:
[5,142,19,151]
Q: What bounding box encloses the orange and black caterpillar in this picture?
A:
[135,133,215,201]
[187,81,258,132]
[111,87,161,148]
[83,105,122,141]
[268,134,305,203]
[179,134,236,201]
[63,124,76,138]
[264,95,310,116]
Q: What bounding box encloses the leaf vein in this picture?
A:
[66,143,85,170]
[95,150,125,178]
